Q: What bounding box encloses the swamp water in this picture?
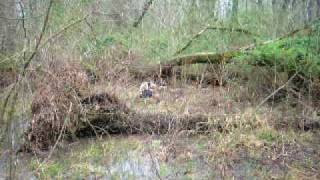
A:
[3,133,319,179]
[14,136,215,179]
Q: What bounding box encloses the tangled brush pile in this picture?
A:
[24,60,131,152]
[26,60,90,151]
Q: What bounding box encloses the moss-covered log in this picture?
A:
[129,20,318,80]
[129,51,239,79]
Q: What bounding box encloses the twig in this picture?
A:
[255,72,298,111]
[0,14,44,20]
[41,15,88,48]
[43,102,72,163]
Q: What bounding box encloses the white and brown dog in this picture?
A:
[139,80,166,103]
[139,81,157,98]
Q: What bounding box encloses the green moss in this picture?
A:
[159,163,169,177]
[30,160,64,179]
[235,30,320,78]
[46,163,63,178]
[151,139,161,148]
[257,129,279,143]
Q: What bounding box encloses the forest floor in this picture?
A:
[0,34,319,178]
[6,80,319,179]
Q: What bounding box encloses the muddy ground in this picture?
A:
[2,81,318,179]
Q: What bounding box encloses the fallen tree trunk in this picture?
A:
[73,92,249,137]
[164,51,238,66]
[76,111,213,137]
[129,51,239,79]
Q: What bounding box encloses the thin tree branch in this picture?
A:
[41,15,88,47]
[255,72,298,111]
[0,14,44,21]
[174,25,259,55]
[18,1,27,62]
[22,0,53,76]
[43,102,72,163]
[174,27,209,56]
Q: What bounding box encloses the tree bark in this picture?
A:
[257,0,263,10]
[271,0,277,37]
[282,0,290,10]
[305,0,313,24]
[231,0,239,25]
[291,0,297,8]
[317,0,320,17]
[133,0,154,27]
[0,0,17,54]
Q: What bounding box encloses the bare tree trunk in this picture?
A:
[245,0,248,13]
[231,0,238,25]
[0,1,5,52]
[305,0,313,24]
[291,0,297,8]
[282,0,290,10]
[317,0,320,17]
[257,0,263,10]
[271,0,278,37]
[0,0,17,54]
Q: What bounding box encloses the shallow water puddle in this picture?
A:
[81,136,209,179]
[17,135,213,179]
[9,133,320,179]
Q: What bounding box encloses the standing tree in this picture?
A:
[257,0,263,10]
[281,0,290,10]
[305,0,313,24]
[231,0,239,25]
[317,0,320,17]
[271,0,278,36]
[0,0,17,54]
